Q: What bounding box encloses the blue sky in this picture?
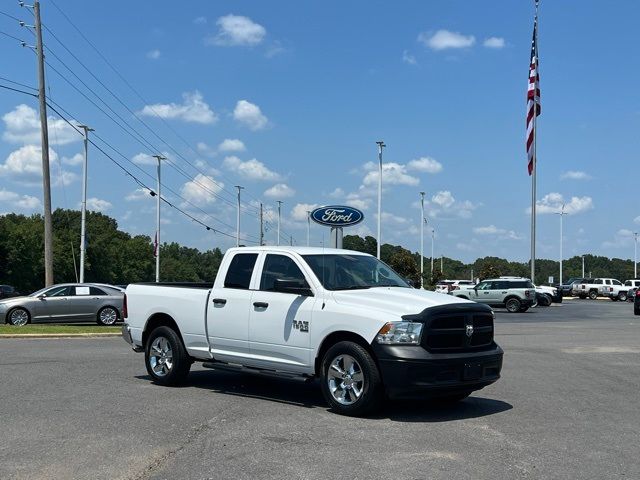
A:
[1,0,639,263]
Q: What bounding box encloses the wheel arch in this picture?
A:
[503,295,522,304]
[314,330,375,377]
[6,305,32,324]
[142,313,186,348]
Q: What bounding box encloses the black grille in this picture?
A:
[423,311,494,352]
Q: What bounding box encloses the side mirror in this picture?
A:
[273,278,313,296]
[37,294,46,299]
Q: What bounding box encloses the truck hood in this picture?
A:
[331,287,475,318]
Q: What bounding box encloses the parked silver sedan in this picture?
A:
[0,283,124,326]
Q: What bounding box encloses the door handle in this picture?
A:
[253,302,269,309]
[212,298,227,305]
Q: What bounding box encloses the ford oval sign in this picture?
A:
[310,205,364,227]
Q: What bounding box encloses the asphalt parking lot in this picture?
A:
[1,299,638,480]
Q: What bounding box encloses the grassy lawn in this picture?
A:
[0,324,121,335]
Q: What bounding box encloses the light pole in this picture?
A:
[555,204,567,285]
[276,201,283,246]
[153,155,166,282]
[634,233,638,278]
[420,192,425,288]
[581,255,585,278]
[431,228,435,276]
[375,141,386,259]
[234,185,243,247]
[306,210,311,246]
[77,124,94,283]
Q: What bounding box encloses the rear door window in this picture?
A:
[612,280,622,286]
[224,253,258,290]
[90,287,107,296]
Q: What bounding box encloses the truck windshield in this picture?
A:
[302,254,410,290]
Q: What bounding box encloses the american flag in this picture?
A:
[153,232,158,257]
[526,6,541,176]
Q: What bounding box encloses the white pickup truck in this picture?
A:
[122,247,503,416]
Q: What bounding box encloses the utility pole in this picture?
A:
[555,204,567,285]
[634,233,638,278]
[234,185,243,247]
[581,255,585,278]
[153,155,165,282]
[259,203,264,246]
[290,235,293,247]
[34,0,54,286]
[431,228,435,276]
[441,254,443,274]
[306,210,311,247]
[276,200,283,246]
[375,141,386,259]
[420,192,425,288]
[78,124,94,283]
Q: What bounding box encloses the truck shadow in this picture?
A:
[137,370,512,422]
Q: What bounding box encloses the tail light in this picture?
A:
[609,287,613,292]
[123,293,128,319]
[525,290,531,297]
[636,290,640,297]
[451,286,459,291]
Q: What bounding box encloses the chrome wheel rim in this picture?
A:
[327,354,364,405]
[10,309,28,326]
[506,300,519,312]
[99,308,117,325]
[149,336,173,377]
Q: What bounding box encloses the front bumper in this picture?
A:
[372,343,503,400]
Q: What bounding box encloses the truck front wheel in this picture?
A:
[145,326,191,386]
[320,341,383,416]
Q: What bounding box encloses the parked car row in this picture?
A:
[0,283,125,326]
[568,278,640,301]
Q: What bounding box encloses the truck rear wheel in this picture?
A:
[588,290,598,300]
[145,326,191,386]
[320,341,383,416]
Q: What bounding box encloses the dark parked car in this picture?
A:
[634,289,640,315]
[0,285,20,299]
[556,277,583,297]
[0,283,124,326]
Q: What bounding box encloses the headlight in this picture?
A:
[376,321,423,345]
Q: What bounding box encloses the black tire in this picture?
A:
[610,297,618,302]
[145,326,191,386]
[618,292,628,302]
[538,295,551,307]
[519,307,530,313]
[96,306,119,326]
[505,298,521,313]
[588,290,598,300]
[8,307,30,326]
[635,306,640,316]
[579,295,587,299]
[320,341,384,416]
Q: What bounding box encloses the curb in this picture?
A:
[0,333,122,339]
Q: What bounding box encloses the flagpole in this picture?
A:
[530,0,539,283]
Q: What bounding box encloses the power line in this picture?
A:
[0,82,37,97]
[0,10,21,22]
[0,75,37,91]
[45,100,259,244]
[0,30,24,43]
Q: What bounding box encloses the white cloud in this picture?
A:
[603,229,636,248]
[561,170,592,180]
[181,173,224,206]
[634,216,640,225]
[328,187,345,198]
[362,162,419,187]
[193,16,207,25]
[264,183,295,198]
[402,50,417,65]
[131,152,158,166]
[233,100,269,130]
[483,37,505,49]
[473,225,523,240]
[218,138,246,152]
[85,197,112,212]
[2,104,80,146]
[146,49,161,60]
[196,142,217,157]
[125,188,153,202]
[265,41,285,58]
[62,153,83,166]
[206,14,266,47]
[533,192,594,215]
[139,91,217,124]
[0,188,41,211]
[0,145,76,186]
[291,203,318,222]
[426,190,479,219]
[223,156,281,181]
[418,30,475,50]
[407,156,443,173]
